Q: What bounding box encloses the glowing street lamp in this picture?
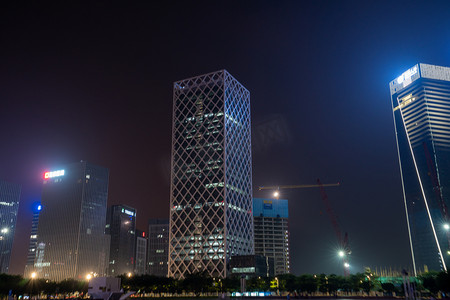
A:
[344,262,350,268]
[338,250,345,257]
[86,274,92,280]
[127,272,132,278]
[273,191,280,198]
[444,223,450,231]
[31,272,37,279]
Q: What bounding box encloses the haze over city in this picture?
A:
[1,0,450,277]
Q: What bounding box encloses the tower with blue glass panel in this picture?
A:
[390,63,450,274]
[253,198,290,275]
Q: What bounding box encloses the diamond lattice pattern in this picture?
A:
[169,70,253,279]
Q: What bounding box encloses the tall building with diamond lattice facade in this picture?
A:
[169,70,253,278]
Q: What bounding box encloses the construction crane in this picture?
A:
[317,179,351,276]
[257,180,350,275]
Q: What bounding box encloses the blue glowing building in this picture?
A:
[24,202,42,277]
[253,198,290,275]
[390,63,450,274]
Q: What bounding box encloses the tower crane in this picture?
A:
[257,180,351,275]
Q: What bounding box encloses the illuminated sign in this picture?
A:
[397,66,418,84]
[121,208,135,216]
[44,169,65,179]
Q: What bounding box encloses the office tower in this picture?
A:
[24,202,42,277]
[253,198,290,275]
[106,205,136,276]
[390,63,450,274]
[0,180,21,274]
[34,161,110,281]
[169,70,253,278]
[147,219,169,277]
[134,229,147,275]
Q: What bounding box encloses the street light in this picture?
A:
[338,250,345,257]
[344,262,350,268]
[31,272,37,279]
[1,228,8,234]
[273,191,280,198]
[444,223,450,231]
[127,272,132,278]
[86,274,92,280]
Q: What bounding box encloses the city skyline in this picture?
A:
[2,1,450,276]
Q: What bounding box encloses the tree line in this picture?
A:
[1,271,449,299]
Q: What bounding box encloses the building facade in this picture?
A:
[24,202,42,278]
[106,205,136,276]
[390,63,450,274]
[134,229,147,275]
[147,219,169,277]
[0,180,21,274]
[253,198,290,275]
[169,70,253,278]
[33,161,110,281]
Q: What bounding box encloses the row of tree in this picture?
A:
[1,271,449,298]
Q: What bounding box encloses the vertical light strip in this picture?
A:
[392,103,417,276]
[397,96,447,271]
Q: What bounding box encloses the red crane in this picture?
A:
[258,181,350,275]
[317,179,351,276]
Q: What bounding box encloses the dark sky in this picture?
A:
[1,0,450,276]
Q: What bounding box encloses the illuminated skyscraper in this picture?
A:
[34,161,110,281]
[390,63,450,274]
[147,219,169,277]
[0,180,20,274]
[134,229,147,275]
[253,198,290,275]
[24,202,42,278]
[106,205,136,276]
[169,70,253,278]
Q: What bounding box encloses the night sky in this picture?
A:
[1,1,450,276]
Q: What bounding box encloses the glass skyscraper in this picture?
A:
[34,161,110,281]
[0,180,21,274]
[24,202,42,278]
[147,219,169,277]
[169,70,253,278]
[390,63,450,274]
[106,204,136,276]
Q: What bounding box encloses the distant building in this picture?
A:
[0,180,21,274]
[147,219,169,277]
[253,198,290,275]
[106,205,136,276]
[390,63,450,274]
[229,255,274,278]
[169,70,253,278]
[24,202,42,278]
[33,161,110,281]
[134,229,147,275]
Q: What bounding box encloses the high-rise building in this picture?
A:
[34,161,110,281]
[390,63,450,274]
[253,198,290,275]
[134,229,147,275]
[106,205,136,276]
[147,219,169,277]
[169,70,253,278]
[0,180,21,274]
[24,202,42,278]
